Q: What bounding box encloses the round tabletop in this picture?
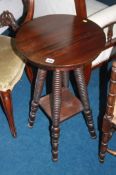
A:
[15,15,105,70]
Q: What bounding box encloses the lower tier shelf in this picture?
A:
[39,88,83,122]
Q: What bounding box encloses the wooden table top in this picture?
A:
[15,14,105,70]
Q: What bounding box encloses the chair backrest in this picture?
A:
[0,0,87,32]
[0,0,34,34]
[74,0,87,20]
[22,0,34,24]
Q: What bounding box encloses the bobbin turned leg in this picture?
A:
[99,117,112,162]
[74,66,96,138]
[100,61,116,162]
[28,69,47,127]
[51,70,62,161]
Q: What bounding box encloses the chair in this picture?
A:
[0,0,34,137]
[99,60,116,162]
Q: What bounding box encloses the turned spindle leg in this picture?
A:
[51,70,62,161]
[74,66,96,138]
[99,117,112,162]
[28,69,47,127]
[100,61,116,162]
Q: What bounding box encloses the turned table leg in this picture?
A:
[74,66,96,138]
[51,70,62,161]
[28,69,47,127]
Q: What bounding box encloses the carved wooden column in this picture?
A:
[28,69,47,127]
[51,70,62,161]
[74,66,96,138]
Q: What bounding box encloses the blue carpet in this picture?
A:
[0,64,116,175]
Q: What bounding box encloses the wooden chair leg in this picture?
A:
[99,117,112,162]
[0,90,16,137]
[99,61,116,162]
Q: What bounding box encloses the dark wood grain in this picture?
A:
[22,0,34,25]
[39,88,83,122]
[15,15,105,70]
[74,0,87,20]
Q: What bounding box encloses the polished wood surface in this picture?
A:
[0,90,16,137]
[16,15,105,70]
[22,0,34,24]
[74,0,87,20]
[39,88,83,122]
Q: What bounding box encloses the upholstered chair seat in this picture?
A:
[0,0,34,137]
[0,35,25,137]
[0,35,25,91]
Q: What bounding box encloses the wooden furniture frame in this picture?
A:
[99,60,116,163]
[0,0,34,137]
[15,0,105,161]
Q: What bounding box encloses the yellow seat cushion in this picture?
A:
[0,35,25,91]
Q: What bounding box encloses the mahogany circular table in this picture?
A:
[15,15,105,161]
